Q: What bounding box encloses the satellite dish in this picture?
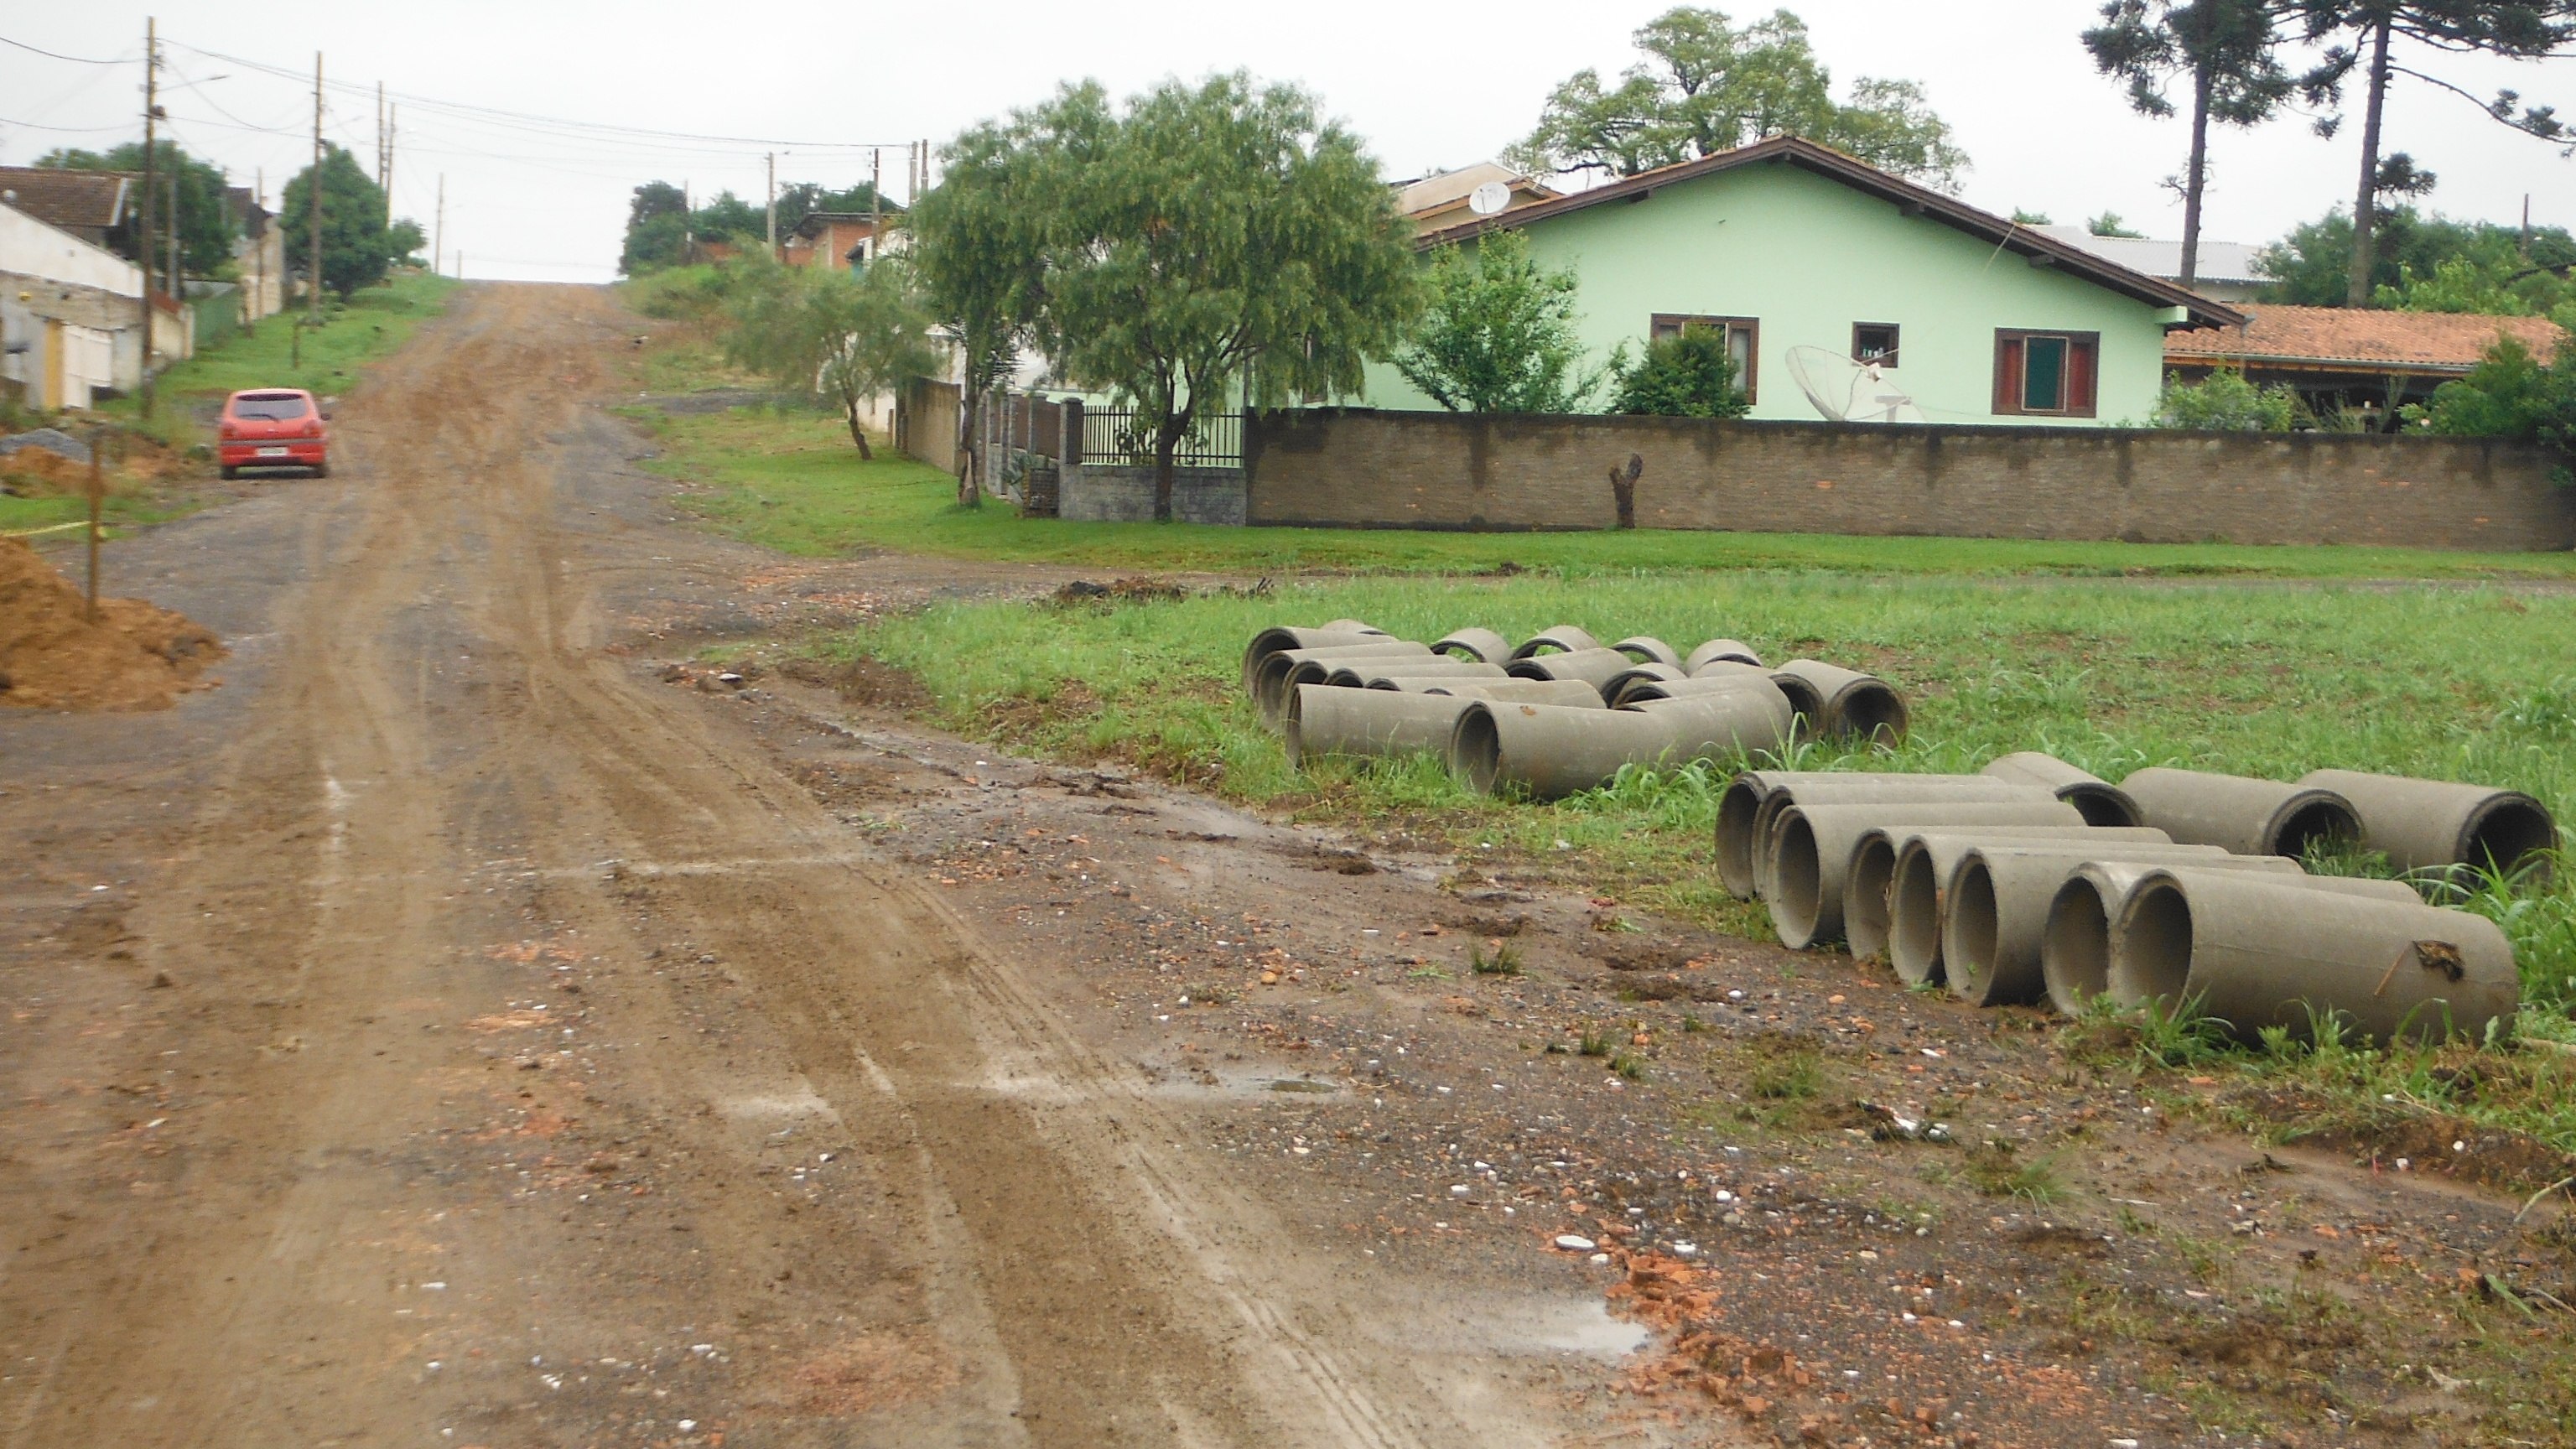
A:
[1784,345,1926,424]
[1467,180,1513,216]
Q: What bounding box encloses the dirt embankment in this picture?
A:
[0,537,224,710]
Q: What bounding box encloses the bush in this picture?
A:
[2407,335,2576,481]
[2154,368,2305,430]
[1610,327,1750,418]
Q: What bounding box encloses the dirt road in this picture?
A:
[0,286,1660,1447]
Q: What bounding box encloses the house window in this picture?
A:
[1852,323,1899,367]
[1650,313,1758,402]
[1992,330,2099,418]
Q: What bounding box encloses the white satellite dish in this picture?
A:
[1467,180,1513,216]
[1784,345,1926,424]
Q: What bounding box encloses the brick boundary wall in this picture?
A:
[1241,409,2574,552]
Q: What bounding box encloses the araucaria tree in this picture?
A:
[1392,231,1605,413]
[2289,1,2573,306]
[724,260,936,459]
[940,74,1418,522]
[2083,1,2293,286]
[1512,7,1968,189]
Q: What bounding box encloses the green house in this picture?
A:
[1369,136,2243,427]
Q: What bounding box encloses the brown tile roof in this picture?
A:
[0,167,134,231]
[2165,304,2567,375]
[1410,134,2244,330]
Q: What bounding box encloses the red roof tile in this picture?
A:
[2166,304,2566,374]
[0,167,134,231]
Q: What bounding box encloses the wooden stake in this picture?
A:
[86,428,105,623]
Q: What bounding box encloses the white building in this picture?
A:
[0,198,157,409]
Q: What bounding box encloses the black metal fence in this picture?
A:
[1078,407,1243,468]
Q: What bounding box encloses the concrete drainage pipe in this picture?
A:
[1363,666,1514,691]
[2040,862,2417,1017]
[1420,678,1607,706]
[2112,865,2516,1044]
[1604,663,1688,704]
[1840,818,2122,964]
[1503,647,1638,698]
[1286,684,1473,769]
[1772,659,1910,743]
[1981,752,2142,828]
[1509,626,1602,659]
[1611,636,1685,667]
[1758,799,2082,950]
[1453,685,1794,802]
[1253,642,1431,724]
[1618,672,1784,710]
[1942,846,2298,1008]
[1715,772,2049,901]
[2119,768,2361,858]
[1431,627,1514,664]
[1331,660,1507,688]
[1242,625,1386,691]
[2298,768,2558,880]
[1686,639,1766,673]
[1883,828,2183,985]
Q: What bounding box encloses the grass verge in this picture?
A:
[636,400,2576,580]
[797,571,2576,1170]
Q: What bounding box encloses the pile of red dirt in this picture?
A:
[0,537,226,711]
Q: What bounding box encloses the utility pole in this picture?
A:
[764,152,777,257]
[434,173,444,278]
[165,171,180,309]
[868,148,881,266]
[385,103,396,212]
[375,83,386,192]
[138,16,158,418]
[310,52,325,319]
[247,167,262,332]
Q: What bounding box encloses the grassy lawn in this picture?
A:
[797,571,2576,1167]
[635,401,2576,581]
[2,272,457,538]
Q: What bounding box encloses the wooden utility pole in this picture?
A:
[310,52,325,319]
[434,173,444,277]
[247,167,262,333]
[375,83,386,191]
[138,17,158,418]
[868,148,881,266]
[764,152,777,256]
[165,171,180,307]
[385,104,396,210]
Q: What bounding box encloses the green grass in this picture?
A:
[637,401,2576,580]
[797,569,2576,1163]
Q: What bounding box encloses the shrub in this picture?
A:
[1611,326,1751,418]
[2153,368,2305,431]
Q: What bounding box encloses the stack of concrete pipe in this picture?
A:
[1250,620,1910,797]
[1725,756,2542,1046]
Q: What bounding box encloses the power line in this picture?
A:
[0,34,133,65]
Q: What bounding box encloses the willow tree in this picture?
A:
[1030,74,1420,521]
[724,259,935,459]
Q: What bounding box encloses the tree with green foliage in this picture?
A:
[1611,327,1750,418]
[689,190,768,244]
[995,74,1418,522]
[2257,204,2576,316]
[2155,367,2308,428]
[1392,231,1605,414]
[2087,211,2150,238]
[2083,0,2293,285]
[2288,0,2573,307]
[279,143,413,299]
[724,259,937,460]
[911,98,1072,507]
[1510,7,1968,189]
[2010,208,2054,226]
[621,180,691,274]
[37,141,236,276]
[771,180,893,235]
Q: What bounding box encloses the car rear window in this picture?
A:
[232,393,309,421]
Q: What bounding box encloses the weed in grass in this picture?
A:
[1405,965,1449,981]
[1961,1142,2066,1205]
[1750,1046,1824,1102]
[1578,1030,1613,1058]
[1679,1013,1707,1033]
[1470,941,1524,976]
[1609,1052,1649,1082]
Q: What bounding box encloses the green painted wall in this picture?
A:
[1362,162,2175,427]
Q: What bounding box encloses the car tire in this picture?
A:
[220,465,238,480]
[313,461,330,480]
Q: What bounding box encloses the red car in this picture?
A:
[216,388,330,479]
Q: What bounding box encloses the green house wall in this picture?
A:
[1363,161,2178,427]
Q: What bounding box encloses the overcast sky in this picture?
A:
[5,2,2570,283]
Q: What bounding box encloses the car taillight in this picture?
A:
[304,421,323,438]
[219,422,237,439]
